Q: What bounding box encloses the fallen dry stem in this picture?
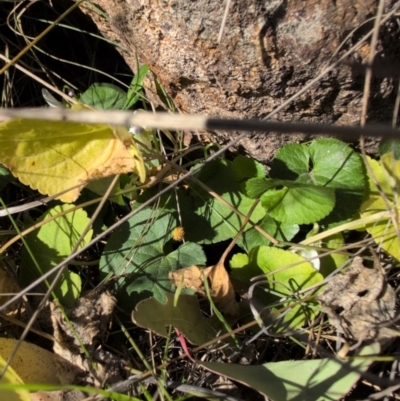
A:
[1,108,400,141]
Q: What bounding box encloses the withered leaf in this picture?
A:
[317,256,398,343]
[169,265,205,293]
[50,287,123,386]
[169,262,239,318]
[31,390,86,401]
[51,289,116,355]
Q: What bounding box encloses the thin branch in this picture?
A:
[0,108,399,140]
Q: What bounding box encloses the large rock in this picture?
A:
[81,0,399,161]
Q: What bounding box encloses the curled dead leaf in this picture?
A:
[169,262,239,318]
[50,288,122,386]
[169,265,206,293]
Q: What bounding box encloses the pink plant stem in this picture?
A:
[175,328,195,362]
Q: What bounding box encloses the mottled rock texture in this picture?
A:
[81,0,400,161]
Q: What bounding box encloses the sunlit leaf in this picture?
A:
[361,153,400,261]
[247,139,366,225]
[310,232,348,276]
[0,104,145,202]
[200,342,380,401]
[0,355,30,401]
[79,82,127,110]
[0,338,60,385]
[239,215,299,252]
[230,246,323,329]
[20,204,92,305]
[124,64,149,109]
[261,184,335,224]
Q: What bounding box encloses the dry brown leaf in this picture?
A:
[169,262,239,318]
[317,256,398,343]
[208,262,239,317]
[51,289,116,356]
[169,265,208,295]
[30,390,85,401]
[50,288,123,387]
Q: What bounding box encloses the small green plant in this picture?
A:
[1,109,399,399]
[245,138,366,225]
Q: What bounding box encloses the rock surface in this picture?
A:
[80,0,400,161]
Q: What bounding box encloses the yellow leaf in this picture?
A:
[0,338,60,385]
[361,195,400,260]
[381,152,400,191]
[364,156,393,195]
[361,153,400,261]
[0,105,145,202]
[0,355,30,401]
